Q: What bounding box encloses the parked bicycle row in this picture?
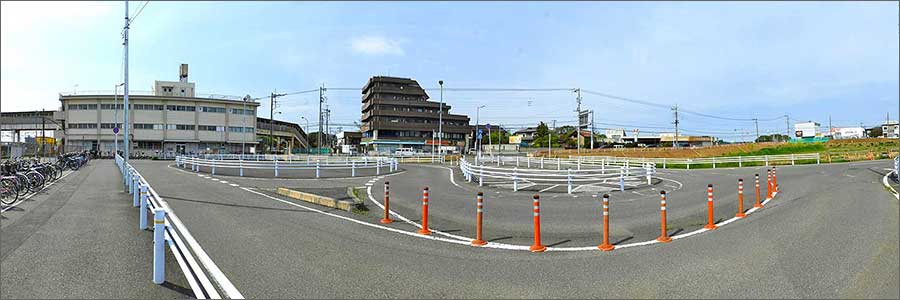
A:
[0,151,91,205]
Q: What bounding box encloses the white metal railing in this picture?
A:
[176,155,398,178]
[116,154,242,299]
[571,153,821,169]
[459,156,654,194]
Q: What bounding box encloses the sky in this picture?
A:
[1,1,897,141]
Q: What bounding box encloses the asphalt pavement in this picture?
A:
[0,160,191,299]
[120,159,898,298]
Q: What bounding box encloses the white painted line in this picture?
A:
[539,185,559,193]
[229,184,239,187]
[220,181,230,184]
[365,184,472,242]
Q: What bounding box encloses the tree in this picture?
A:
[535,122,549,138]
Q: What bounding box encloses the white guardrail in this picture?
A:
[175,155,398,177]
[459,156,655,194]
[571,153,821,169]
[116,154,242,299]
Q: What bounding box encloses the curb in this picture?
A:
[276,187,354,211]
[881,171,899,200]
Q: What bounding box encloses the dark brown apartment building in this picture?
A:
[360,76,472,154]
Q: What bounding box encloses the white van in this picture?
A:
[394,148,416,157]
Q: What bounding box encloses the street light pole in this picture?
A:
[123,0,130,162]
[438,80,444,159]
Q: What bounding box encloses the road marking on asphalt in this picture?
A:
[1,170,75,213]
[539,185,559,193]
[229,184,239,187]
[203,163,786,253]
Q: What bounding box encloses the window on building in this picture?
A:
[69,123,98,129]
[199,125,225,132]
[100,123,122,129]
[134,104,164,110]
[230,108,253,115]
[201,106,226,113]
[68,104,98,110]
[167,105,196,112]
[100,104,125,110]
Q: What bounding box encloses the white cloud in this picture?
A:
[349,36,405,56]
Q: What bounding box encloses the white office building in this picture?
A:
[58,64,260,158]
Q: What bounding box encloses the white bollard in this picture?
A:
[376,160,381,175]
[516,156,520,167]
[513,167,519,192]
[351,161,356,177]
[316,161,321,178]
[646,167,652,185]
[540,157,544,169]
[212,159,216,175]
[567,168,572,194]
[738,156,742,168]
[791,154,795,165]
[153,208,166,284]
[130,173,136,195]
[274,158,279,177]
[240,159,244,177]
[619,173,625,192]
[712,157,716,169]
[139,186,149,230]
[527,157,531,168]
[663,158,667,169]
[479,166,484,187]
[557,158,561,170]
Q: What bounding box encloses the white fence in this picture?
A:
[176,155,398,178]
[116,154,242,298]
[459,156,655,194]
[572,153,821,169]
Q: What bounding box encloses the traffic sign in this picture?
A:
[485,124,491,130]
[113,126,119,134]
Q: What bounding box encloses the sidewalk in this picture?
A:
[1,160,191,299]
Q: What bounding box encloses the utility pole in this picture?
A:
[574,88,582,154]
[325,106,331,153]
[590,110,595,150]
[672,105,679,149]
[784,114,790,142]
[269,91,287,154]
[753,118,760,143]
[41,109,45,159]
[549,120,556,157]
[123,0,130,162]
[318,84,325,153]
[828,114,832,136]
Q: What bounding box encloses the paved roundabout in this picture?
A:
[113,158,900,298]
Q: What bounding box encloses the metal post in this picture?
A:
[152,208,166,284]
[738,156,742,168]
[351,161,356,177]
[316,161,321,178]
[791,154,795,165]
[376,159,381,175]
[239,159,243,177]
[619,173,625,192]
[712,157,716,169]
[132,175,140,207]
[139,185,149,230]
[211,159,216,175]
[479,165,483,187]
[274,156,279,177]
[567,168,572,194]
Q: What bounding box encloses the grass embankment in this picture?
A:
[541,138,898,165]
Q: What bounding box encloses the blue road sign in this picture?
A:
[113,126,119,134]
[485,124,491,130]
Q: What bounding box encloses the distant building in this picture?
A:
[359,76,472,154]
[58,64,260,158]
[659,133,715,147]
[794,121,821,139]
[881,121,899,138]
[829,127,866,139]
[513,127,538,142]
[604,129,626,143]
[256,117,308,154]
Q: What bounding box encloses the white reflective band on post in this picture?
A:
[477,208,483,212]
[422,202,428,205]
[534,213,540,216]
[661,207,666,211]
[603,211,608,216]
[661,200,666,205]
